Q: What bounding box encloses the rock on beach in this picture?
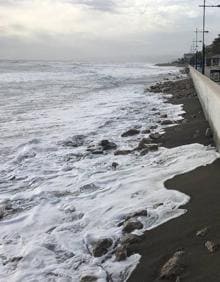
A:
[121,129,140,137]
[160,251,185,280]
[122,219,143,233]
[92,238,113,257]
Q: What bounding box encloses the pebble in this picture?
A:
[115,245,127,261]
[205,128,213,138]
[205,241,219,253]
[112,162,119,169]
[160,251,185,280]
[196,227,209,237]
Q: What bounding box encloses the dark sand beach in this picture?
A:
[128,75,220,282]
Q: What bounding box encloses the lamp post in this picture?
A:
[195,28,199,69]
[202,0,206,74]
[194,28,207,70]
[199,1,220,75]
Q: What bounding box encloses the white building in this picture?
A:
[206,55,220,82]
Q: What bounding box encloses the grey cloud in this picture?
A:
[0,0,28,5]
[65,0,117,12]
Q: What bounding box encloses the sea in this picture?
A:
[0,61,218,282]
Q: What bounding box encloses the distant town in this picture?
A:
[181,34,220,82]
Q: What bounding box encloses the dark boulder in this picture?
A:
[112,162,119,169]
[99,140,117,150]
[121,234,141,246]
[150,125,158,130]
[142,129,151,134]
[80,276,98,282]
[92,238,113,257]
[122,219,143,233]
[137,138,152,150]
[161,114,168,118]
[161,120,174,125]
[114,150,133,156]
[92,148,104,155]
[121,129,140,137]
[149,133,161,140]
[146,144,159,151]
[87,145,103,154]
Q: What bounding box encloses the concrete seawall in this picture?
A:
[190,66,220,151]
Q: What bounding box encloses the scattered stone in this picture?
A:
[80,184,99,193]
[161,119,174,125]
[176,276,181,282]
[99,140,117,150]
[161,114,168,118]
[150,125,158,130]
[112,162,119,169]
[160,251,185,280]
[122,219,143,233]
[114,150,133,156]
[137,138,152,150]
[91,149,103,155]
[151,107,157,111]
[121,234,141,246]
[205,241,219,253]
[115,245,127,261]
[80,276,98,282]
[205,128,213,138]
[196,227,209,237]
[118,210,148,227]
[148,78,196,99]
[150,133,161,140]
[147,144,159,151]
[87,145,103,155]
[133,210,148,217]
[121,129,140,137]
[142,129,151,134]
[92,238,113,257]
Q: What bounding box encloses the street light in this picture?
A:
[194,28,208,70]
[199,1,220,75]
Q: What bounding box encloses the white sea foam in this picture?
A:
[0,61,218,281]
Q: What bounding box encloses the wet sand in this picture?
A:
[128,76,220,282]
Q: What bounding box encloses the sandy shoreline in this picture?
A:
[128,74,220,281]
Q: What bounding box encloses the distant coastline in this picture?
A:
[155,62,186,67]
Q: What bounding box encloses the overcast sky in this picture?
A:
[0,0,219,62]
